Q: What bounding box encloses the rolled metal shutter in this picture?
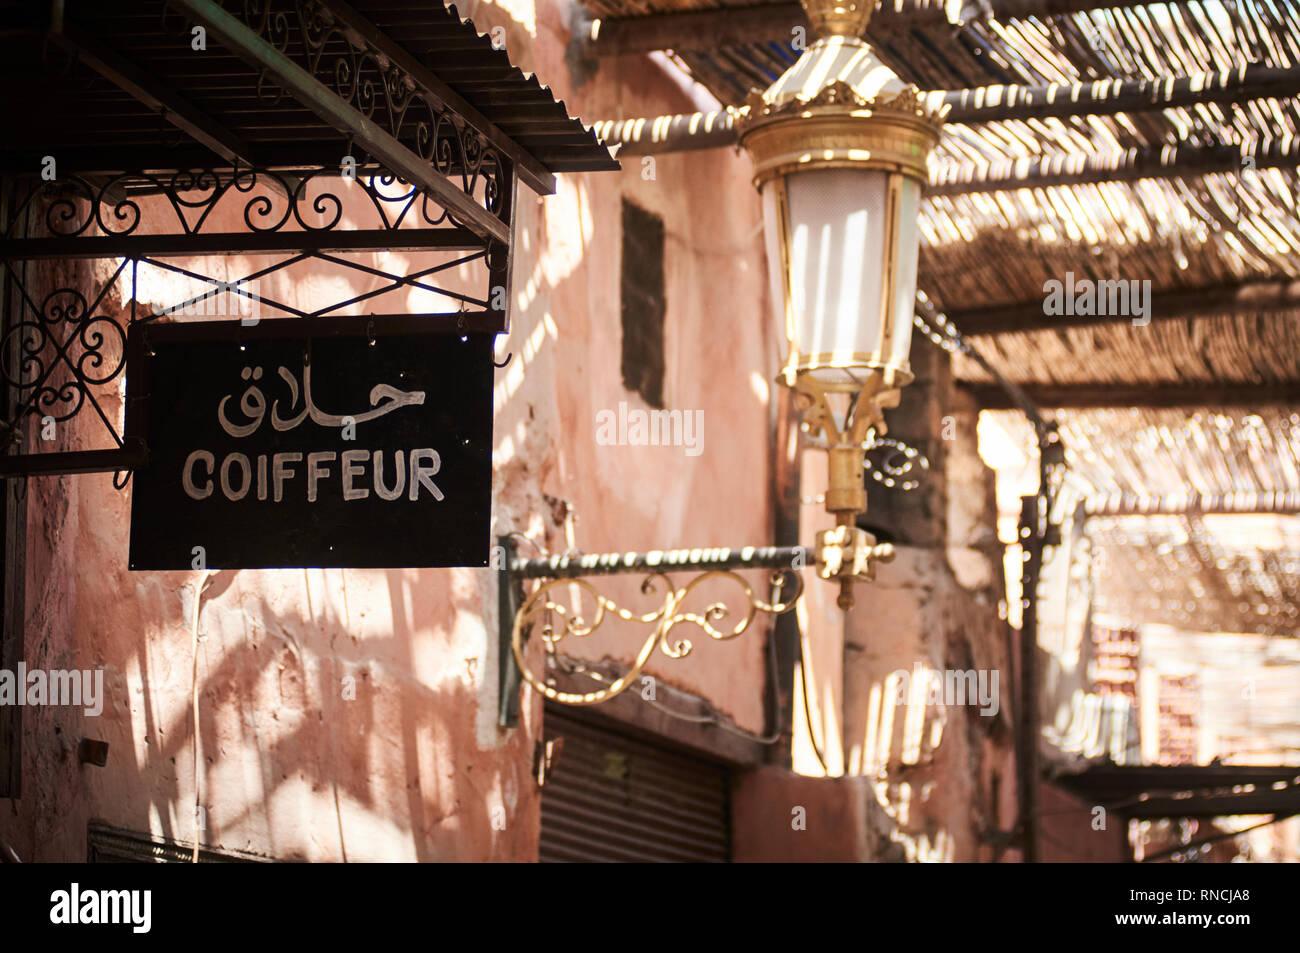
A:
[540,706,731,862]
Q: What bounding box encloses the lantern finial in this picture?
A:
[803,0,876,38]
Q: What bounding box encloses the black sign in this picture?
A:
[126,317,493,569]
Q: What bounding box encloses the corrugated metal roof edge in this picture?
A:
[440,2,621,173]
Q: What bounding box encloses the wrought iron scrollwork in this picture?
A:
[1,289,125,418]
[865,436,929,491]
[0,260,131,452]
[7,166,495,240]
[512,569,802,705]
[213,0,506,224]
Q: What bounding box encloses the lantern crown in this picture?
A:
[737,35,946,186]
[754,35,911,112]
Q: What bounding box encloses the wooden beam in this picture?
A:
[1085,491,1300,516]
[947,277,1300,335]
[603,119,1289,175]
[593,110,738,156]
[314,0,558,197]
[963,381,1300,409]
[931,140,1300,196]
[48,23,253,168]
[942,63,1300,125]
[588,4,806,55]
[168,0,508,244]
[1113,793,1300,819]
[584,0,1195,55]
[597,67,1300,163]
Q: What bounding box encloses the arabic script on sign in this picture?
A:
[217,362,426,437]
[182,360,445,503]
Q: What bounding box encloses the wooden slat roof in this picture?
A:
[582,0,1300,390]
[990,405,1300,634]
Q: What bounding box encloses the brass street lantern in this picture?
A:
[739,0,945,608]
[498,0,947,717]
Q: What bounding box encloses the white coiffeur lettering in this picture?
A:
[306,451,335,502]
[219,453,251,501]
[272,452,302,502]
[374,449,404,501]
[181,448,444,502]
[183,450,215,499]
[409,449,444,501]
[341,449,369,501]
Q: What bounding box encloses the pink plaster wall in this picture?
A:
[483,0,777,732]
[731,766,903,862]
[1039,782,1130,862]
[0,0,779,861]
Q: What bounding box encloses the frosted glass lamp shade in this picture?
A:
[762,166,921,391]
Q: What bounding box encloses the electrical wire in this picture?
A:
[797,622,833,775]
[502,530,548,558]
[914,292,1050,441]
[558,648,781,745]
[190,569,216,863]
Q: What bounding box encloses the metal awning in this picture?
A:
[0,1,618,194]
[1054,764,1300,819]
